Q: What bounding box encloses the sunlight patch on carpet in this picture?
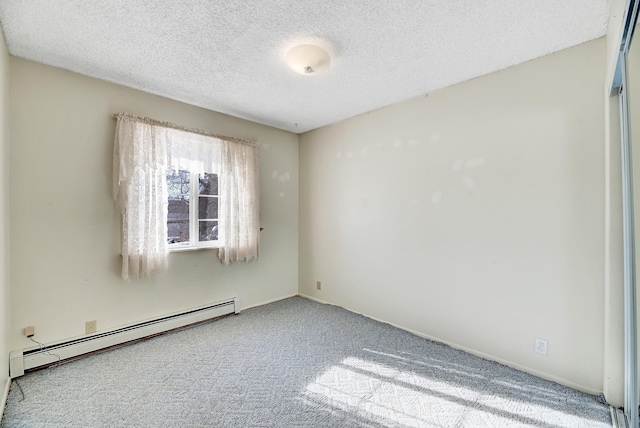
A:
[304,356,604,427]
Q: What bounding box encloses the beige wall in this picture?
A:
[299,38,606,393]
[0,27,10,397]
[9,58,298,350]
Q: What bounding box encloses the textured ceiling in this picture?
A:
[0,1,609,134]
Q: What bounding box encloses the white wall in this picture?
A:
[0,26,10,398]
[9,58,298,350]
[299,38,606,393]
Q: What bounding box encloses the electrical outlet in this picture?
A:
[316,281,321,290]
[535,338,548,355]
[23,325,35,337]
[86,320,97,334]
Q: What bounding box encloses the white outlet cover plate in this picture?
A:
[535,338,548,355]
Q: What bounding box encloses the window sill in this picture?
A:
[169,244,221,253]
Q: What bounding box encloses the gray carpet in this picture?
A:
[1,297,611,427]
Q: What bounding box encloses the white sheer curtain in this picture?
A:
[166,128,221,176]
[113,113,260,279]
[113,116,170,279]
[218,140,260,264]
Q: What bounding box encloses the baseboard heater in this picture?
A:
[9,297,239,378]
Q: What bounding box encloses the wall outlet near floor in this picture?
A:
[86,320,97,334]
[316,281,322,290]
[23,325,35,337]
[534,338,548,355]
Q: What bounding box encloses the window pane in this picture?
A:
[198,196,218,220]
[167,170,190,195]
[199,173,218,195]
[168,221,189,244]
[168,196,189,221]
[199,221,218,241]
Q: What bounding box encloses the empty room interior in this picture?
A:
[2,0,640,426]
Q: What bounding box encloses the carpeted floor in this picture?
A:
[1,297,611,427]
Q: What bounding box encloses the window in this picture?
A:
[113,113,260,279]
[167,169,219,250]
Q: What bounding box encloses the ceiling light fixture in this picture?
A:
[285,44,330,76]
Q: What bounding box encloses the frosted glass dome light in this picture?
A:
[285,44,330,76]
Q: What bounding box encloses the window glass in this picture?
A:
[199,221,219,241]
[167,170,219,249]
[167,170,190,245]
[199,173,218,195]
[198,197,218,219]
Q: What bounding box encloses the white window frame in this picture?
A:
[168,169,221,252]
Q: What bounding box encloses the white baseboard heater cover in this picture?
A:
[10,297,239,378]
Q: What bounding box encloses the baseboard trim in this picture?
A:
[299,294,328,305]
[241,294,298,312]
[1,377,10,421]
[298,293,601,396]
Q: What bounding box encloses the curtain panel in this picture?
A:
[112,114,260,279]
[113,117,170,279]
[218,140,260,264]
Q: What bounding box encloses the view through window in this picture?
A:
[167,170,219,249]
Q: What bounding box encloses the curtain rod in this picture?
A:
[111,112,258,147]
